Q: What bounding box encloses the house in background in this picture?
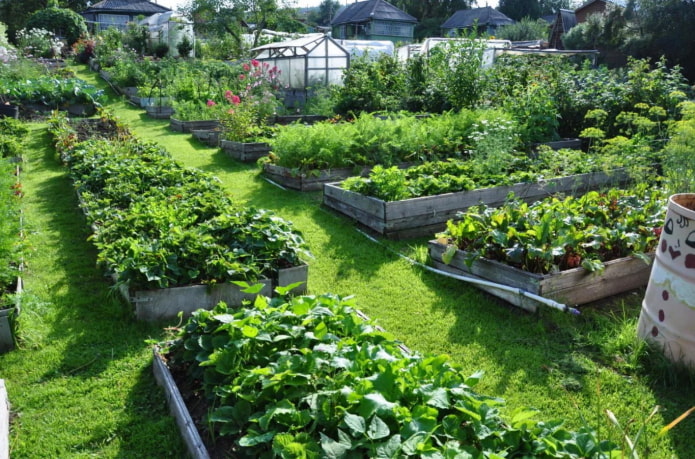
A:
[441,7,514,37]
[82,0,170,33]
[548,9,577,49]
[330,0,417,44]
[574,0,627,23]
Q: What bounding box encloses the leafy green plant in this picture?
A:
[267,110,488,171]
[662,100,695,194]
[438,186,666,274]
[340,141,653,202]
[0,158,22,309]
[47,111,309,290]
[25,5,87,46]
[165,293,622,458]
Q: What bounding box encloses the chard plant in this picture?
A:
[437,186,666,274]
[164,293,621,458]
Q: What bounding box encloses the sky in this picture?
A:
[155,0,499,13]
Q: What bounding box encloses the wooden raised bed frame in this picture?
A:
[428,240,654,312]
[220,140,271,162]
[116,263,308,322]
[170,119,219,134]
[323,169,631,239]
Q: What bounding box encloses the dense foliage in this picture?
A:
[661,100,695,194]
[25,6,87,46]
[266,110,513,171]
[47,112,308,290]
[437,187,666,274]
[340,142,657,201]
[0,143,22,307]
[1,75,104,108]
[166,293,620,458]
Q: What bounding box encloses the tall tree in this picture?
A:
[624,0,695,81]
[307,0,341,27]
[390,0,471,38]
[499,0,542,20]
[0,0,87,42]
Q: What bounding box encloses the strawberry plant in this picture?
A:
[47,111,309,290]
[0,158,22,309]
[438,186,666,274]
[164,293,621,458]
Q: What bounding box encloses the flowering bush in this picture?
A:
[218,59,283,141]
[16,28,64,58]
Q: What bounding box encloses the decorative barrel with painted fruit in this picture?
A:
[638,193,695,367]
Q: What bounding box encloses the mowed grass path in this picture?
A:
[0,65,691,457]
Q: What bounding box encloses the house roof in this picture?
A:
[83,0,170,15]
[441,7,514,30]
[575,0,627,14]
[557,9,577,32]
[331,0,417,26]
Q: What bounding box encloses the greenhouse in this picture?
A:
[138,12,194,58]
[251,34,350,90]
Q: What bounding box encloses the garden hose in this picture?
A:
[354,228,581,316]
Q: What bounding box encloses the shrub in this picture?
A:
[152,42,169,58]
[495,17,550,41]
[25,6,87,46]
[176,35,194,58]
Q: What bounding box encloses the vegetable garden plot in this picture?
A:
[324,169,632,239]
[48,112,310,320]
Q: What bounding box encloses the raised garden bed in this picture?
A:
[263,163,372,191]
[271,114,328,125]
[191,129,220,147]
[169,119,219,133]
[116,264,308,321]
[119,279,271,322]
[145,105,174,119]
[428,239,653,312]
[0,379,8,459]
[323,169,632,239]
[0,277,22,354]
[220,139,270,162]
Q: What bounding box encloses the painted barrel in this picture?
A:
[638,193,695,367]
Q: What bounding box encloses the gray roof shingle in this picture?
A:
[331,0,417,26]
[441,7,514,29]
[83,0,170,14]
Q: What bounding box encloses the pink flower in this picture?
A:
[228,109,235,114]
[243,63,250,71]
[224,90,233,100]
[239,74,246,80]
[206,99,216,106]
[231,95,241,105]
[251,59,260,67]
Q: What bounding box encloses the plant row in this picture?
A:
[0,119,24,309]
[264,110,516,172]
[333,52,690,145]
[340,143,657,202]
[1,75,104,108]
[436,186,666,275]
[47,111,308,290]
[165,293,620,458]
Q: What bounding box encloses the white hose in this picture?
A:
[355,229,580,315]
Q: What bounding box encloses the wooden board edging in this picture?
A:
[428,240,653,307]
[152,348,211,459]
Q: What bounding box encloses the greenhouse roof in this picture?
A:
[331,0,417,26]
[252,34,347,58]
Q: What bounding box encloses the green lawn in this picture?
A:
[1,66,692,457]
